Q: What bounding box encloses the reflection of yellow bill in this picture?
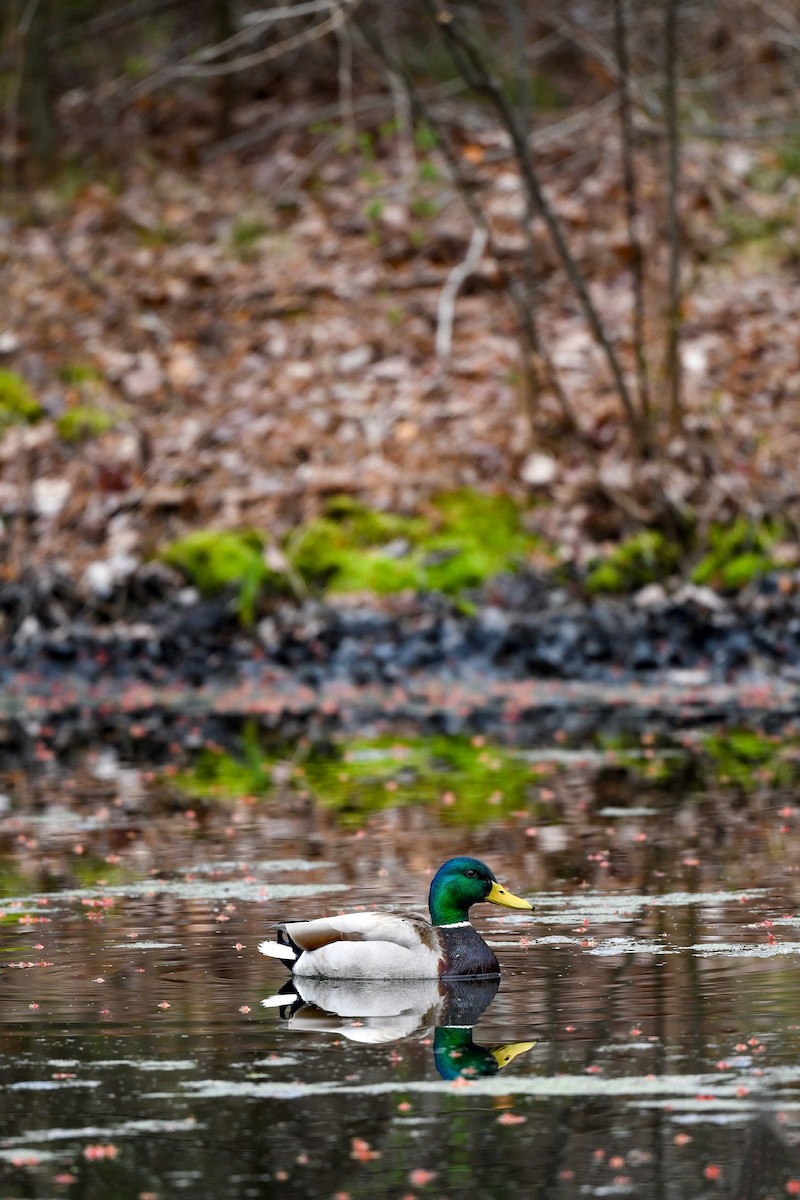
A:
[487,880,533,910]
[491,1041,537,1069]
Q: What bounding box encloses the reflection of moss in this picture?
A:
[692,519,784,591]
[304,736,541,827]
[597,729,800,794]
[173,741,273,801]
[0,864,32,898]
[173,733,546,828]
[702,729,796,791]
[0,370,42,433]
[596,732,686,785]
[72,858,128,888]
[587,531,681,594]
[290,490,547,596]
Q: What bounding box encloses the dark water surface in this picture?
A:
[1,731,800,1198]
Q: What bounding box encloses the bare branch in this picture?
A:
[423,1,644,453]
[612,0,651,429]
[664,0,683,432]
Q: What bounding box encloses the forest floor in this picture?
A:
[4,84,800,578]
[3,80,800,726]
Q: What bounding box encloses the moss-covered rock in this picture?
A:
[692,518,784,591]
[587,530,681,594]
[289,490,547,596]
[0,370,42,433]
[159,529,284,623]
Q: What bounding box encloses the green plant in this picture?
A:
[230,218,269,257]
[414,123,438,151]
[57,362,104,386]
[56,405,115,442]
[586,530,681,594]
[0,370,42,432]
[364,197,385,222]
[410,196,438,219]
[288,490,548,597]
[692,518,784,590]
[289,497,426,594]
[159,529,284,623]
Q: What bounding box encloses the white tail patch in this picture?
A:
[261,992,298,1008]
[258,939,296,961]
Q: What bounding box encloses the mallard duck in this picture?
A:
[258,856,532,980]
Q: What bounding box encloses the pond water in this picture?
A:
[1,727,800,1198]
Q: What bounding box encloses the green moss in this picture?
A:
[0,370,42,432]
[587,530,681,594]
[159,529,284,623]
[692,518,784,590]
[289,491,546,598]
[56,405,115,442]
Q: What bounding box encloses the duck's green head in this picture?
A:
[428,856,533,927]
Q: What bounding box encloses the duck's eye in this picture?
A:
[465,869,478,878]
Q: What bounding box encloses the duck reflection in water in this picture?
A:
[262,975,535,1080]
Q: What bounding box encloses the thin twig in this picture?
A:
[435,225,488,365]
[334,2,356,150]
[128,0,362,95]
[612,0,651,432]
[664,0,682,432]
[503,0,544,433]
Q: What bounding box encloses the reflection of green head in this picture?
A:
[433,1027,536,1080]
[428,857,532,926]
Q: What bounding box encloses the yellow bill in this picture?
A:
[491,1041,537,1069]
[487,880,533,910]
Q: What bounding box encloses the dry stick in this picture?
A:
[612,0,651,431]
[435,225,488,365]
[664,0,682,432]
[385,64,417,228]
[425,2,644,455]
